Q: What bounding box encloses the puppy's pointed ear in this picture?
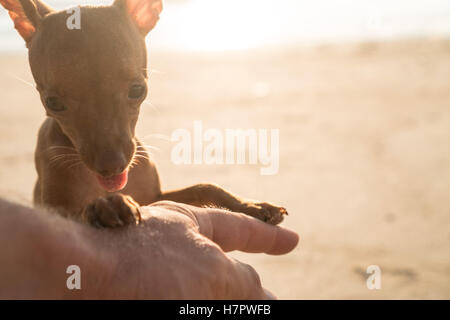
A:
[1,0,52,43]
[0,0,39,42]
[115,0,163,35]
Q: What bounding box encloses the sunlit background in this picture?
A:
[1,0,450,52]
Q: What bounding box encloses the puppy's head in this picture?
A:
[1,0,162,191]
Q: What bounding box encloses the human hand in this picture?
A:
[0,199,299,299]
[104,201,299,299]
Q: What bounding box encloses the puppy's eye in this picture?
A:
[128,85,145,99]
[45,97,66,112]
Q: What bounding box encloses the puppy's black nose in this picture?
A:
[95,151,127,177]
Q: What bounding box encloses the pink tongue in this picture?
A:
[96,170,128,192]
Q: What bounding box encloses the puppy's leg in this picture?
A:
[158,184,287,225]
[35,159,142,228]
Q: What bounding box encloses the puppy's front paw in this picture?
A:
[83,194,141,228]
[240,201,288,225]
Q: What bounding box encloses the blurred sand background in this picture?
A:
[1,37,449,299]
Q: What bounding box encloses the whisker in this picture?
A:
[134,155,150,161]
[143,67,165,75]
[47,146,76,150]
[129,157,140,169]
[45,146,78,156]
[135,150,153,158]
[135,147,158,159]
[67,160,84,170]
[47,152,79,158]
[134,147,151,157]
[140,133,171,142]
[129,152,150,168]
[48,154,79,163]
[59,159,79,168]
[136,144,160,151]
[49,158,75,169]
[7,72,35,88]
[48,151,79,157]
[142,100,161,113]
[134,153,149,158]
[45,145,82,169]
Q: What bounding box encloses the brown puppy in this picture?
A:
[1,0,287,227]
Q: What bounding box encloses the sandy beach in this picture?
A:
[0,38,449,299]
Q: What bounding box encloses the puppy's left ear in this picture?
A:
[0,0,42,43]
[114,0,163,36]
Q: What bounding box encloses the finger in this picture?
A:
[147,201,299,255]
[196,207,299,255]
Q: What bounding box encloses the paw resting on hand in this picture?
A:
[82,194,141,228]
[240,201,288,225]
